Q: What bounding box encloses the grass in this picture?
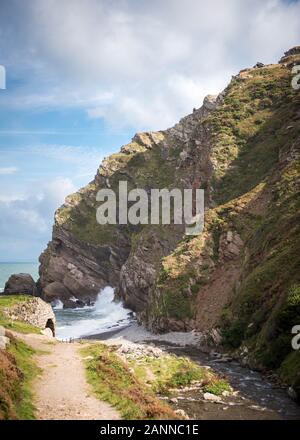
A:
[206,64,299,205]
[81,343,231,419]
[279,350,300,401]
[0,295,41,334]
[128,352,229,396]
[203,379,232,396]
[0,334,40,420]
[80,343,176,419]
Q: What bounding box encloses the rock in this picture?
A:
[279,46,300,65]
[226,230,233,242]
[210,328,222,345]
[179,150,188,161]
[203,94,218,111]
[75,299,85,308]
[4,273,37,296]
[214,356,233,363]
[203,393,222,403]
[0,326,5,337]
[174,409,189,419]
[222,390,231,397]
[254,62,265,68]
[63,299,77,309]
[39,223,129,302]
[0,335,10,349]
[42,327,54,338]
[170,397,178,404]
[287,386,298,401]
[43,281,72,302]
[219,231,244,261]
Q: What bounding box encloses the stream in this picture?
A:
[157,344,300,420]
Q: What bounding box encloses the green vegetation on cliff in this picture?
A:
[207,65,298,204]
[144,55,300,394]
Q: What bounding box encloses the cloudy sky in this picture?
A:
[0,0,299,261]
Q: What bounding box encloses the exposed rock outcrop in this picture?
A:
[4,273,38,296]
[279,46,300,66]
[0,326,9,349]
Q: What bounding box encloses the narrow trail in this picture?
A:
[18,334,120,420]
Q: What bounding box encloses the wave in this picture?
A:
[54,286,133,340]
[52,299,64,310]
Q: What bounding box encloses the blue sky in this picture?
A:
[0,0,300,262]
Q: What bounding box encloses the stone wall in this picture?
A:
[2,297,56,336]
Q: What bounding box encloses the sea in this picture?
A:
[0,263,133,340]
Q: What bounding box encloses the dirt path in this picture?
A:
[18,334,120,420]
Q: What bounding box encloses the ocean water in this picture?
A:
[53,286,133,340]
[0,262,39,292]
[0,263,132,339]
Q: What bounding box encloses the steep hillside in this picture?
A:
[39,47,300,394]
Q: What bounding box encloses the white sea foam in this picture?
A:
[52,299,64,310]
[54,286,133,340]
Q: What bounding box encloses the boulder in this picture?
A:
[41,327,54,338]
[43,281,72,302]
[63,299,77,309]
[61,298,85,309]
[203,94,218,111]
[4,273,37,296]
[203,392,222,403]
[254,62,265,68]
[287,387,298,401]
[0,335,10,350]
[75,299,86,308]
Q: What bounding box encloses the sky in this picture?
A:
[0,0,299,262]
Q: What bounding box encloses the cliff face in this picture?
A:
[39,47,300,391]
[39,93,219,304]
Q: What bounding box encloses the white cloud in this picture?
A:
[0,166,18,175]
[0,176,76,260]
[1,0,299,130]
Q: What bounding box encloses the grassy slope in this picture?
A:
[80,343,230,419]
[0,334,39,420]
[80,343,176,419]
[0,296,42,419]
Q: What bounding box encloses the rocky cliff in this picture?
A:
[39,47,300,393]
